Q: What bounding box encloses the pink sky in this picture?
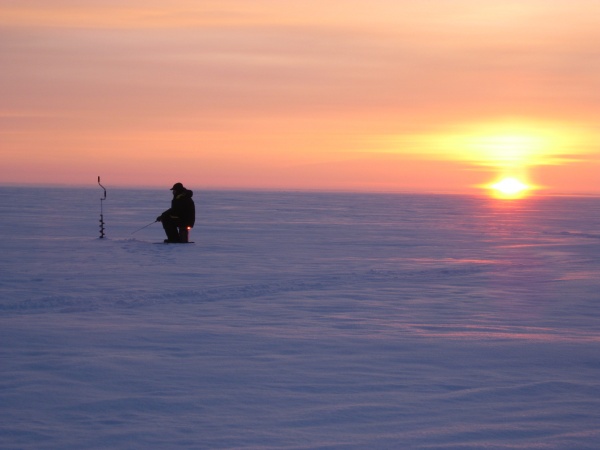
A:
[1,0,599,194]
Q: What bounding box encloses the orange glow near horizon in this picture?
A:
[1,1,599,194]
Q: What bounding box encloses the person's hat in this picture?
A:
[170,182,184,191]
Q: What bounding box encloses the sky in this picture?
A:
[1,0,599,195]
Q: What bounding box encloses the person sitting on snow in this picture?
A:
[157,182,195,243]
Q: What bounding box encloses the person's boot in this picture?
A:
[178,227,189,243]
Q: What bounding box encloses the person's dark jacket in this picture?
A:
[160,189,195,228]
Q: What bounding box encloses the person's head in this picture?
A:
[170,182,184,193]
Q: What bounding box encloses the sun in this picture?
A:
[489,177,531,199]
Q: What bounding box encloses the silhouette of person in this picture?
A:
[157,182,195,243]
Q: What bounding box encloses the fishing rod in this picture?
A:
[98,176,107,239]
[131,219,159,235]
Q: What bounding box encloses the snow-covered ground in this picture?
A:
[1,186,600,449]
